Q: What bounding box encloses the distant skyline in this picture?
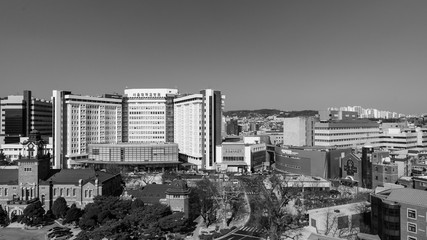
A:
[1,0,427,115]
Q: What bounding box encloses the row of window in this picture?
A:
[315,137,379,142]
[128,105,165,110]
[128,116,165,120]
[53,188,93,198]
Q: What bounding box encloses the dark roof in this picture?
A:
[0,169,18,184]
[128,184,170,205]
[166,179,190,195]
[43,169,117,185]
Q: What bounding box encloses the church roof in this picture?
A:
[0,169,18,184]
[128,184,170,205]
[41,169,117,185]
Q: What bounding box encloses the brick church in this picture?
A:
[0,130,122,218]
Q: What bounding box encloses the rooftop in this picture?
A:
[381,188,427,207]
[0,169,18,184]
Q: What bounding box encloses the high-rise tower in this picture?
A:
[174,89,224,170]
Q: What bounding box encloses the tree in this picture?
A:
[162,171,178,184]
[194,178,219,227]
[159,212,192,233]
[64,204,83,225]
[0,205,9,227]
[52,197,69,219]
[247,175,304,240]
[21,200,45,226]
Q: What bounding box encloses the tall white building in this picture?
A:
[174,89,224,170]
[52,91,122,169]
[122,88,178,143]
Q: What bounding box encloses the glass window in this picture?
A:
[408,209,417,219]
[407,222,417,233]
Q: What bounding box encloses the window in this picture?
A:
[311,219,316,228]
[89,190,92,198]
[408,209,417,219]
[60,189,63,196]
[66,189,70,196]
[4,188,7,196]
[54,188,57,196]
[407,222,417,233]
[73,189,76,196]
[84,190,88,198]
[407,236,416,240]
[337,216,349,229]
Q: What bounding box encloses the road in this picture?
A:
[220,226,266,240]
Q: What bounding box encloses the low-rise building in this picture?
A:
[0,131,122,218]
[216,136,267,172]
[307,202,370,239]
[82,142,180,172]
[371,188,427,240]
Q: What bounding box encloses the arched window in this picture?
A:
[73,189,76,196]
[66,189,70,196]
[60,189,63,196]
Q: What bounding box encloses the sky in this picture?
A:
[1,0,426,115]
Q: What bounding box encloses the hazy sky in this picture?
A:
[1,0,426,115]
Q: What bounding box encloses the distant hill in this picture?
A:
[224,109,318,118]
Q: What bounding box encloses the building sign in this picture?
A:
[344,159,357,176]
[281,149,298,155]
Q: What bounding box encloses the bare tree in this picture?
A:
[249,174,304,240]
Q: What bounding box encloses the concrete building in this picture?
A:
[174,89,224,170]
[381,125,427,150]
[308,202,369,239]
[314,120,382,149]
[275,146,352,179]
[216,137,267,172]
[226,119,240,136]
[0,136,53,161]
[84,142,180,172]
[319,110,358,121]
[372,156,398,189]
[122,88,178,144]
[371,188,427,240]
[283,117,315,147]
[0,90,52,143]
[52,90,123,169]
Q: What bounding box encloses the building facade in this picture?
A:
[52,90,123,169]
[275,146,352,179]
[122,88,178,144]
[216,139,267,172]
[371,188,427,240]
[85,142,180,171]
[0,131,122,218]
[283,117,315,147]
[0,90,52,143]
[174,89,224,170]
[314,120,382,149]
